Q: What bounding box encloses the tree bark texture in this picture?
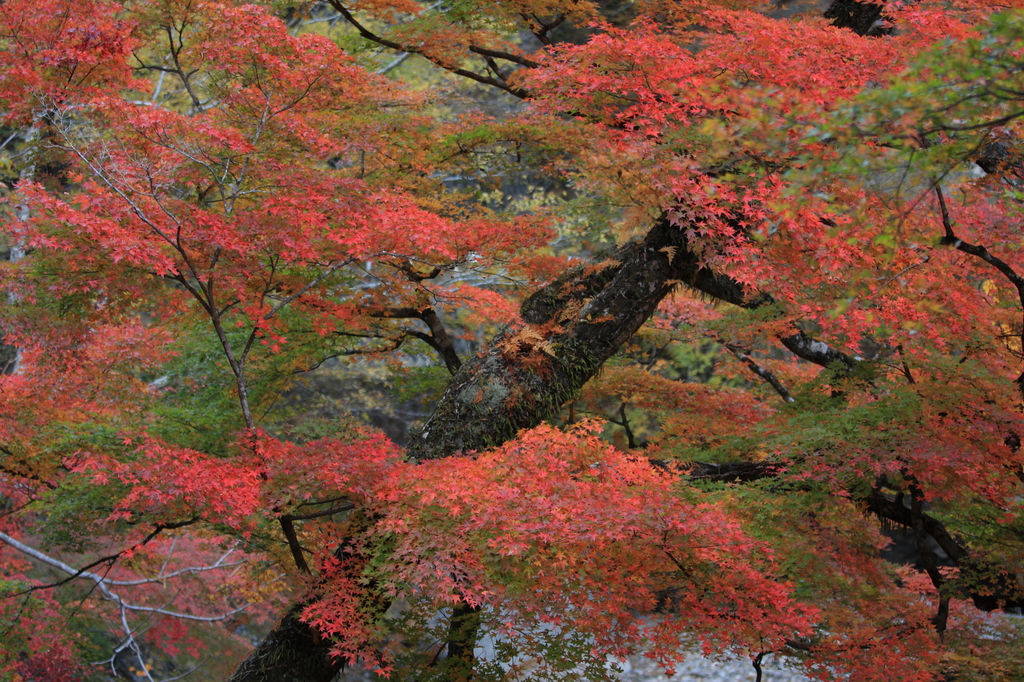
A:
[406,214,758,461]
[227,604,340,682]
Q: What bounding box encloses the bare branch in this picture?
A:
[327,0,530,98]
[0,518,199,594]
[0,531,253,620]
[264,258,355,320]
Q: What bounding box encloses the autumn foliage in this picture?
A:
[2,0,1024,681]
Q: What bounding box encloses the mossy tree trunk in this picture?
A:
[405,214,756,461]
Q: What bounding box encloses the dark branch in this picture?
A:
[281,503,355,522]
[779,331,858,373]
[407,213,760,460]
[327,0,530,98]
[280,518,311,574]
[5,517,199,596]
[725,344,795,402]
[371,307,462,375]
[865,491,1024,611]
[909,483,950,634]
[445,602,481,677]
[521,12,565,46]
[651,459,782,483]
[936,185,1024,398]
[467,45,541,69]
[615,402,638,449]
[295,333,409,373]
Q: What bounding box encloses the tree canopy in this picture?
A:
[2,0,1024,680]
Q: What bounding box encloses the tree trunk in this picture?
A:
[227,605,341,682]
[228,215,756,681]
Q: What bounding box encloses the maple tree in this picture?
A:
[2,0,1024,680]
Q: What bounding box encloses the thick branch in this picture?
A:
[909,484,951,633]
[406,215,750,460]
[824,0,888,37]
[280,518,311,574]
[444,602,482,677]
[779,331,858,372]
[281,503,355,522]
[229,211,970,681]
[419,309,462,374]
[372,306,462,375]
[234,213,755,678]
